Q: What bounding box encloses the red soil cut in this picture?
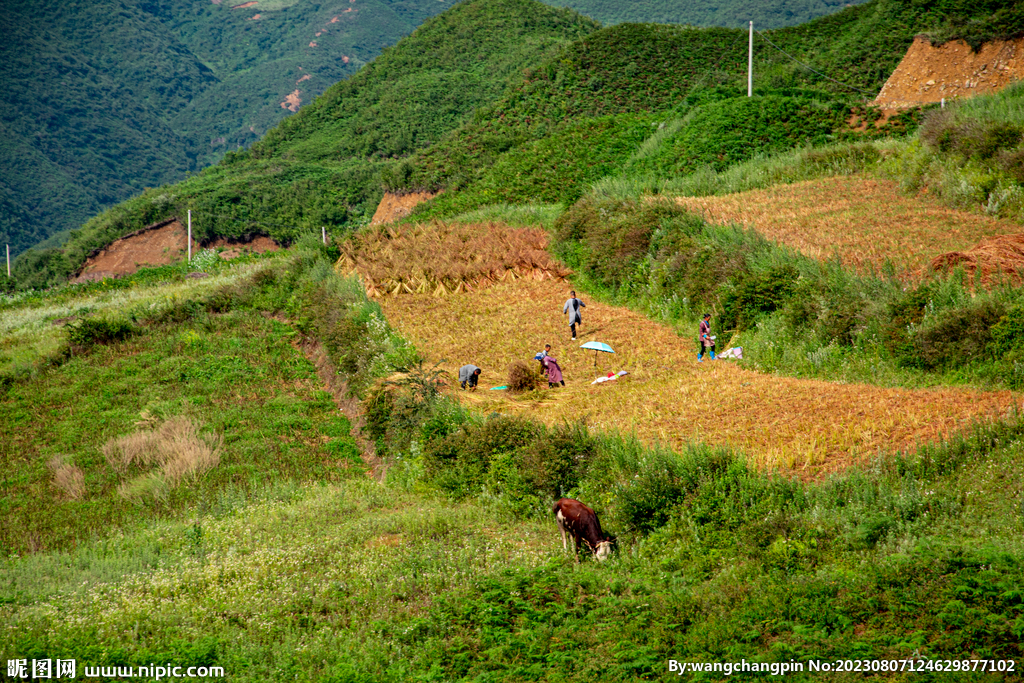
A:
[73,219,279,282]
[876,36,1024,109]
[369,191,438,225]
[75,219,196,282]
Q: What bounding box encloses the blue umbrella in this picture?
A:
[579,341,615,366]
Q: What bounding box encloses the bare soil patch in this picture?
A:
[74,220,279,281]
[876,36,1024,109]
[208,235,280,261]
[674,175,1022,278]
[281,89,302,112]
[370,191,439,225]
[75,219,197,282]
[379,277,1019,476]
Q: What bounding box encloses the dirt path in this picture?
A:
[379,279,1020,475]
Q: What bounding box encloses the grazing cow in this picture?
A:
[552,498,613,562]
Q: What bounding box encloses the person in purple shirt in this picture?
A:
[542,354,565,388]
[698,313,716,362]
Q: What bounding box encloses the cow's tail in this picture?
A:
[552,499,562,515]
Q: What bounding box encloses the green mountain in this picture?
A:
[0,0,459,258]
[550,0,870,29]
[1,0,888,261]
[9,0,1024,289]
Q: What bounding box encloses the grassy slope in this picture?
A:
[0,255,363,555]
[3,246,1024,679]
[390,0,959,219]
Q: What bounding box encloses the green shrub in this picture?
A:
[66,316,140,350]
[519,420,598,498]
[913,299,1006,370]
[720,264,799,331]
[990,304,1024,358]
[423,415,541,499]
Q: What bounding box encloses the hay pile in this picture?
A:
[930,232,1024,286]
[337,221,571,297]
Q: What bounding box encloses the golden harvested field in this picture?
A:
[674,175,1023,277]
[379,278,1021,475]
[338,222,569,297]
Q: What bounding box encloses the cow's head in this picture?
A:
[594,540,614,562]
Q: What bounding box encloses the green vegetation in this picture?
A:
[0,235,418,554]
[549,0,871,29]
[4,236,1024,679]
[394,0,1002,219]
[0,0,467,256]
[550,195,1024,390]
[8,0,599,290]
[7,0,1024,677]
[884,80,1024,224]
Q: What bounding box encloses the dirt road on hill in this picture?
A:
[379,278,1020,476]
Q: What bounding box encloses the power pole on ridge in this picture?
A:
[748,21,754,97]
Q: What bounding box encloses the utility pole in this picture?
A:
[748,21,754,97]
[187,209,192,262]
[5,244,9,278]
[322,226,326,245]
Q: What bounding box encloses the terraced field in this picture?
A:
[675,175,1023,277]
[379,277,1020,474]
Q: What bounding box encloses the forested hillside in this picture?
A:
[550,0,868,29]
[0,0,458,257]
[1,0,886,262]
[8,0,1024,290]
[6,0,597,290]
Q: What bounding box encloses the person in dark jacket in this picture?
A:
[458,364,482,390]
[563,291,586,341]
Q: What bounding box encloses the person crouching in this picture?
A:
[459,364,482,391]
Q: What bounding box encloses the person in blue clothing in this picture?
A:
[563,291,586,341]
[698,313,716,362]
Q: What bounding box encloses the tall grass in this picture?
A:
[590,138,895,201]
[881,81,1024,222]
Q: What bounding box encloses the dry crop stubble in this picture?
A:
[379,277,1020,475]
[675,175,1021,278]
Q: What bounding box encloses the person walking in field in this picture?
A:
[458,364,482,390]
[563,290,586,341]
[698,313,716,362]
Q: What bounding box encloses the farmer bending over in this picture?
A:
[698,313,716,362]
[542,354,565,388]
[563,290,586,341]
[459,364,482,391]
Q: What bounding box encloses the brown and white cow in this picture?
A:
[552,498,613,562]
